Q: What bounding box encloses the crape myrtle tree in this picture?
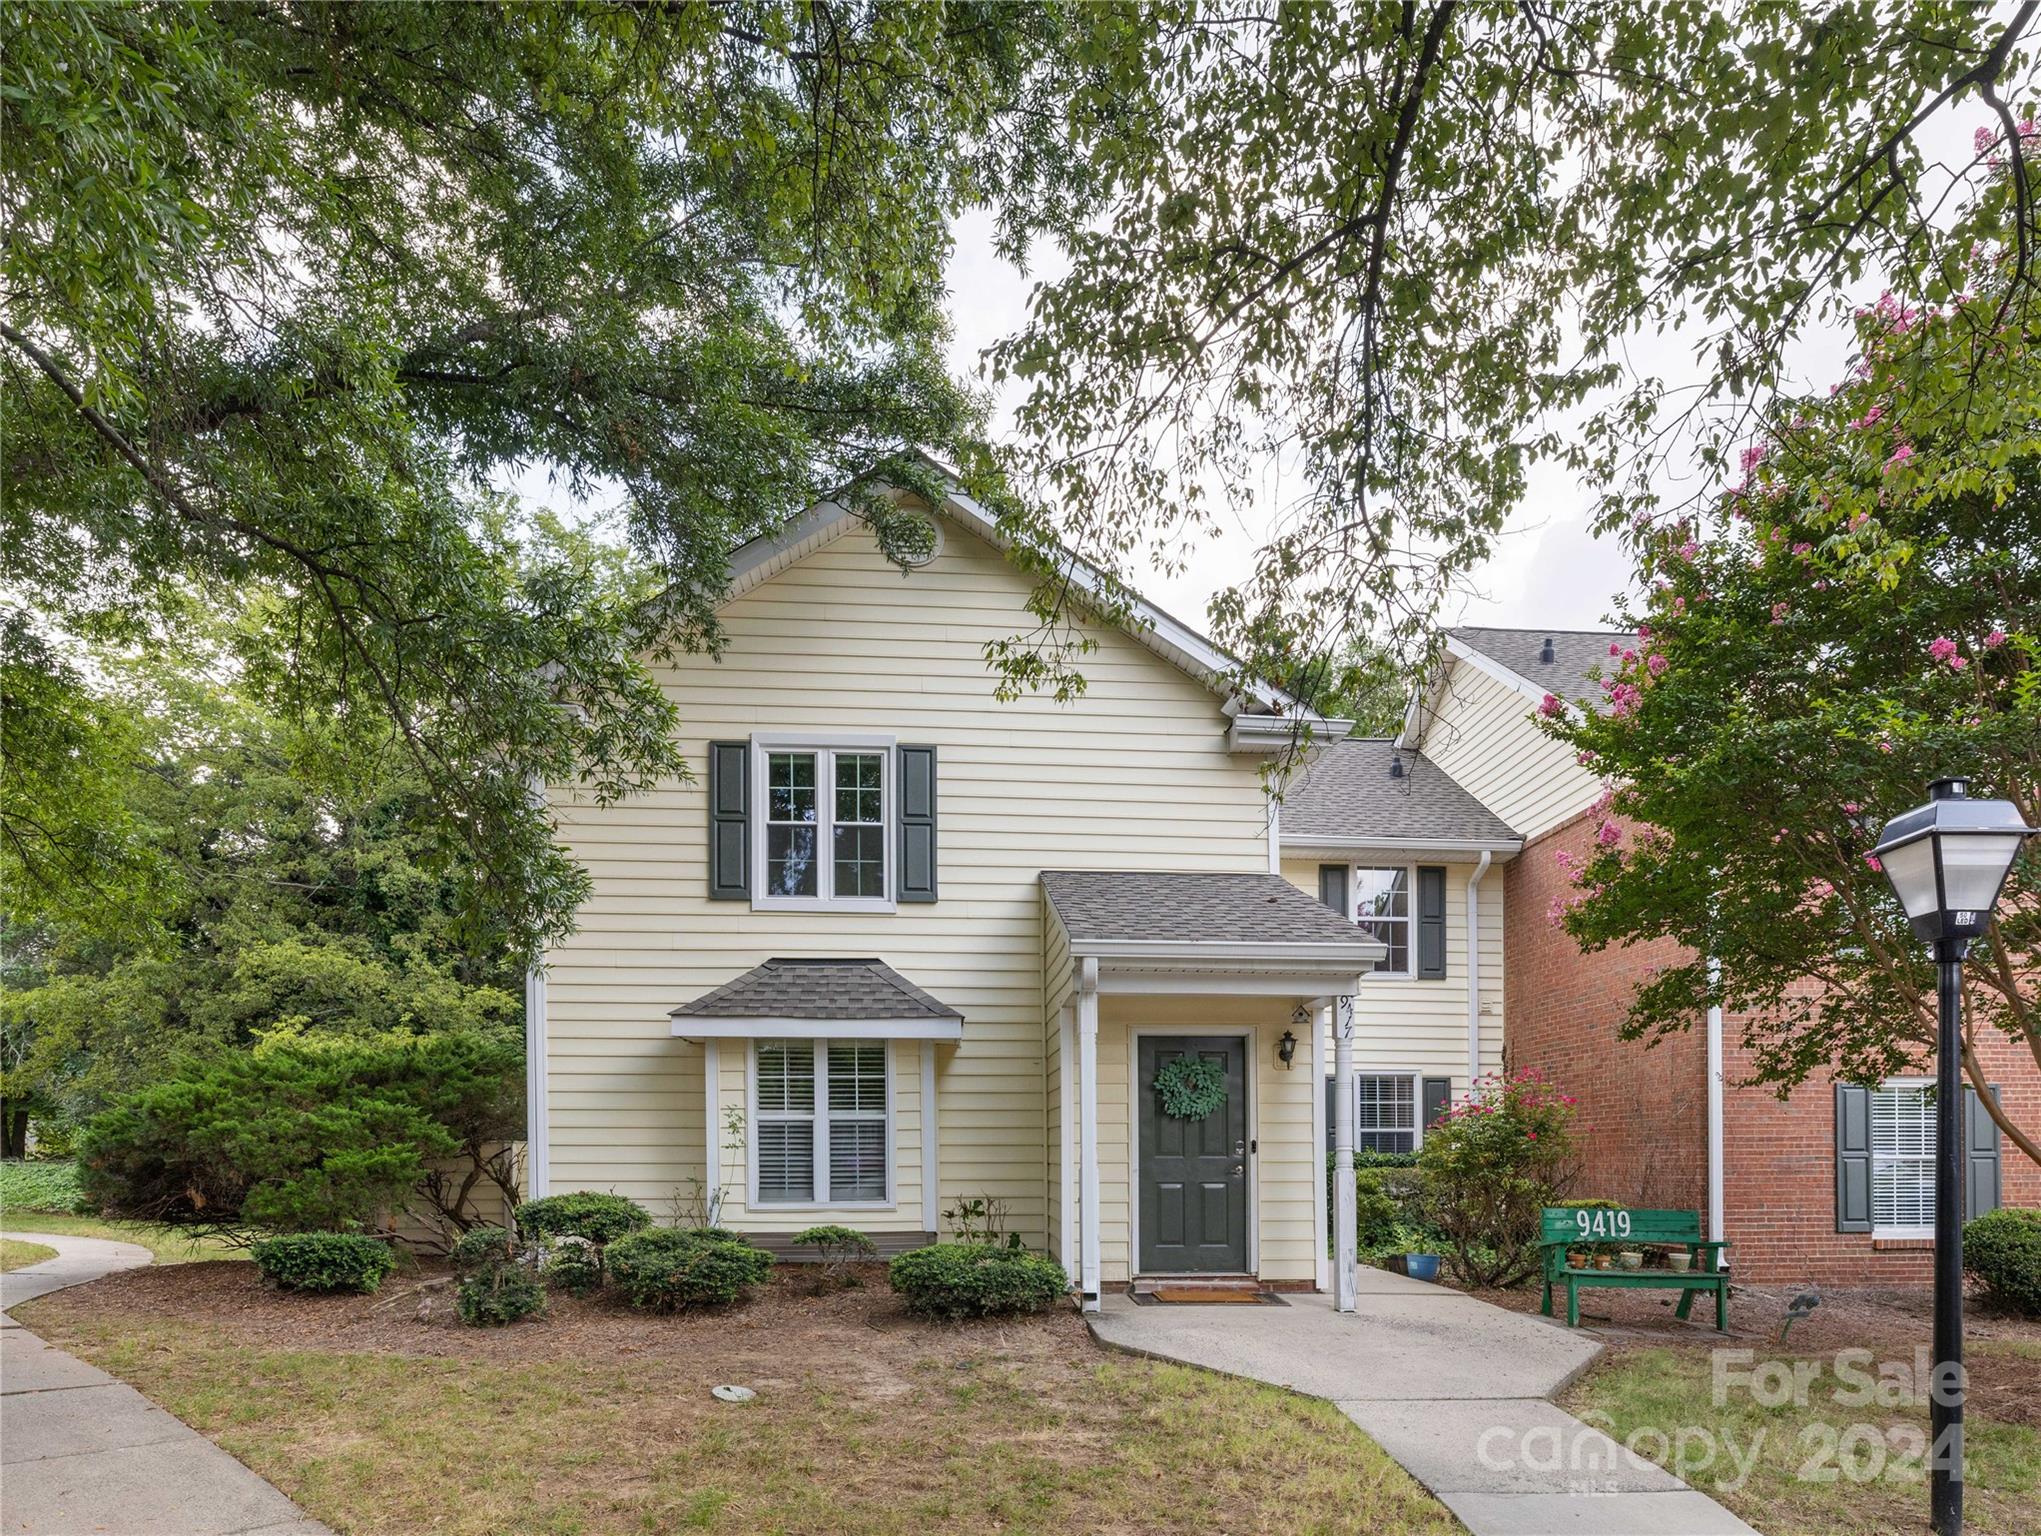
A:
[1547,217,2041,1167]
[2,0,1070,954]
[988,2,2040,700]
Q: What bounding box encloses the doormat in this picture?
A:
[1130,1287,1287,1306]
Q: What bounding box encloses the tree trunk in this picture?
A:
[0,1106,29,1160]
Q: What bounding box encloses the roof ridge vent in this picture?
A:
[1538,636,1556,664]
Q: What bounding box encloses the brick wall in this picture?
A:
[1503,810,1708,1213]
[1504,810,2040,1284]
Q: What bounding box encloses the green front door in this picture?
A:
[1138,1036,1249,1274]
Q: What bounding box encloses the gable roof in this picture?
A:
[1446,626,1636,704]
[1040,870,1375,951]
[1279,739,1520,851]
[721,463,1343,735]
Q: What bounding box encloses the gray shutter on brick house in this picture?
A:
[1835,1083,1873,1232]
[1966,1085,2003,1219]
[1318,864,1349,916]
[1416,866,1447,979]
[707,741,749,900]
[1421,1077,1452,1130]
[897,745,938,903]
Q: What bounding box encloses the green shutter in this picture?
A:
[897,745,937,903]
[1416,866,1447,979]
[1421,1077,1452,1130]
[1966,1085,2003,1219]
[1835,1083,1872,1233]
[707,741,749,900]
[1318,864,1348,915]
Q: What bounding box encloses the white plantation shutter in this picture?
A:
[752,1039,890,1204]
[1355,1074,1416,1153]
[1870,1084,1934,1233]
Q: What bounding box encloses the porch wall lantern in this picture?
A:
[1870,777,2035,1536]
[1277,1030,1297,1068]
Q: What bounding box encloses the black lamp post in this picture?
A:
[1871,778,2035,1536]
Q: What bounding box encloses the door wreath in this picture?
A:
[1155,1056,1227,1119]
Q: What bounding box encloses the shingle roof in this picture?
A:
[1280,739,1519,845]
[669,958,962,1022]
[1448,626,1637,704]
[1039,871,1372,948]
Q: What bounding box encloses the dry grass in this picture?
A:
[20,1265,1460,1536]
[0,1236,57,1272]
[1,1213,249,1264]
[1564,1341,2040,1536]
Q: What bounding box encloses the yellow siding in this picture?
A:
[543,515,1272,1240]
[1279,856,1506,1093]
[1094,997,1318,1284]
[1419,660,1601,839]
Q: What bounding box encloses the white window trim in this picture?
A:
[1353,1070,1424,1154]
[749,732,898,913]
[746,1037,897,1211]
[1870,1076,1936,1241]
[1348,863,1416,979]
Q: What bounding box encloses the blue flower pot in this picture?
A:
[1404,1253,1441,1282]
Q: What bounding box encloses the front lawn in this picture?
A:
[0,1212,249,1264]
[19,1261,1460,1536]
[1559,1338,2040,1525]
[0,1237,57,1272]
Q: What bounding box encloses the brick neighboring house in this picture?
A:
[1402,626,2038,1284]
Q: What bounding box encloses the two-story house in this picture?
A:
[529,477,1488,1308]
[1401,626,2031,1283]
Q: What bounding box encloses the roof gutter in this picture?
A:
[1281,835,1524,860]
[1065,937,1386,965]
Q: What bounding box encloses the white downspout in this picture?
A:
[1707,953,1725,1253]
[1465,851,1492,1084]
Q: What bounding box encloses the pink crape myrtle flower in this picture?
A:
[1928,636,1960,666]
[1885,443,1914,470]
[1865,853,1883,873]
[1539,693,1563,718]
[1986,629,2008,649]
[1646,652,1668,677]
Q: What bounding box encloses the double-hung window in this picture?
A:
[753,735,893,909]
[1354,1073,1418,1153]
[1869,1081,1934,1238]
[752,1040,892,1206]
[1352,866,1412,975]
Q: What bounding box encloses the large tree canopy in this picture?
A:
[2,0,1063,949]
[991,1,2039,692]
[1549,254,2040,1166]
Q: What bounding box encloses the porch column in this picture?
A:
[703,1039,720,1221]
[1059,1003,1078,1283]
[1078,957,1102,1311]
[1311,998,1330,1294]
[921,1040,940,1234]
[1332,986,1360,1313]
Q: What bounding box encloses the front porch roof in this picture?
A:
[1040,870,1381,965]
[668,957,964,1040]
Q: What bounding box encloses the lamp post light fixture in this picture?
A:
[1871,778,2036,1536]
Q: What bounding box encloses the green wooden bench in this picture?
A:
[1538,1206,1731,1330]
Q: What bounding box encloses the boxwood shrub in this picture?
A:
[252,1232,397,1295]
[457,1262,547,1326]
[541,1238,603,1297]
[512,1191,651,1246]
[888,1242,1069,1319]
[606,1227,772,1310]
[449,1224,525,1275]
[1964,1208,2041,1316]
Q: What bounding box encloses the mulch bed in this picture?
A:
[31,1258,1093,1387]
[1464,1276,2041,1429]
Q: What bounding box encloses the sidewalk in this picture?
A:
[2,1231,333,1536]
[1089,1266,1762,1536]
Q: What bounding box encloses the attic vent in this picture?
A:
[1538,636,1556,664]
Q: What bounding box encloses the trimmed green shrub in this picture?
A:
[793,1224,877,1289]
[542,1238,603,1297]
[888,1242,1069,1319]
[513,1191,651,1247]
[252,1232,397,1294]
[1964,1208,2041,1316]
[0,1159,89,1214]
[450,1224,523,1275]
[457,1262,546,1326]
[606,1227,772,1311]
[1419,1070,1579,1288]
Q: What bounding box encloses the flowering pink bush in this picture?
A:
[1420,1071,1580,1287]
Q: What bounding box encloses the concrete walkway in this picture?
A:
[1090,1267,1762,1536]
[3,1231,332,1536]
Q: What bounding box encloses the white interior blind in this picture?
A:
[1871,1084,1934,1232]
[1356,1074,1417,1154]
[753,1039,889,1204]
